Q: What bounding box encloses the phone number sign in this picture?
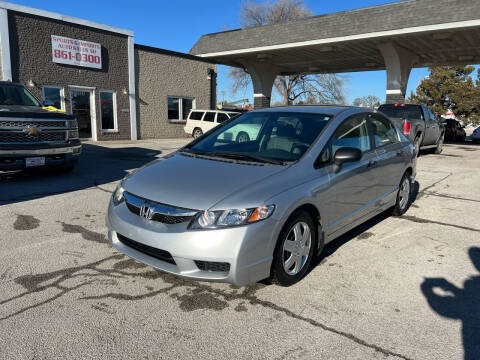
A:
[51,35,102,69]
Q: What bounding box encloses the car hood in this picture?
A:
[0,105,75,119]
[123,153,288,210]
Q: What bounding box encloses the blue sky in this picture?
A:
[8,0,430,104]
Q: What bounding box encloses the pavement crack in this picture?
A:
[401,215,480,233]
[416,173,453,200]
[421,191,480,203]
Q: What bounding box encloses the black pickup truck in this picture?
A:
[0,81,81,171]
[377,103,445,156]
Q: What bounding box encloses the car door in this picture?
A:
[322,113,379,237]
[203,111,217,132]
[423,107,440,145]
[369,113,406,207]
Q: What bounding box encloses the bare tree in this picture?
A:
[352,95,382,109]
[229,0,347,105]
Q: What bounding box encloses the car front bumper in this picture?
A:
[106,199,279,286]
[0,142,81,170]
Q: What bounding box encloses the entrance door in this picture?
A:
[70,87,96,140]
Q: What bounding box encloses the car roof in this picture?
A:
[254,105,356,116]
[191,109,238,113]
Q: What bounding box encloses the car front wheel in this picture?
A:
[271,210,316,286]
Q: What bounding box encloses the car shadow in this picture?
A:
[0,143,162,205]
[308,180,420,274]
[421,247,480,360]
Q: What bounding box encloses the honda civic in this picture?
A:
[107,106,415,286]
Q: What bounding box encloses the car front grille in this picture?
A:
[0,131,66,143]
[117,233,176,265]
[0,120,66,128]
[124,192,198,225]
[194,260,231,273]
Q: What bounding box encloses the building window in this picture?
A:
[42,86,65,110]
[167,96,195,122]
[99,91,117,132]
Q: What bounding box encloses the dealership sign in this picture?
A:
[51,35,102,69]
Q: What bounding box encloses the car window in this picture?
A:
[370,114,398,148]
[0,84,41,106]
[189,111,204,121]
[378,104,423,119]
[332,114,371,155]
[189,112,332,163]
[217,113,229,123]
[203,112,215,122]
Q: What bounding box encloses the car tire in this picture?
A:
[413,135,421,157]
[271,210,316,286]
[433,134,444,154]
[236,131,250,143]
[391,172,412,217]
[193,128,203,139]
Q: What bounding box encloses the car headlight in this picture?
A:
[112,183,125,206]
[189,205,275,229]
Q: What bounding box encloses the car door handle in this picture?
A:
[396,150,404,157]
[367,160,377,168]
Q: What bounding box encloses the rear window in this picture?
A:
[203,112,215,122]
[378,105,423,119]
[189,111,204,120]
[217,113,229,123]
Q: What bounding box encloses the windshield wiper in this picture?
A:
[206,151,285,165]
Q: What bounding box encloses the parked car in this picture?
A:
[184,109,240,139]
[0,81,81,171]
[471,126,480,143]
[377,103,445,155]
[444,119,466,142]
[107,106,416,286]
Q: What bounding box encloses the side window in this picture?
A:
[189,111,204,121]
[332,114,371,155]
[370,114,398,148]
[217,113,229,123]
[204,112,215,122]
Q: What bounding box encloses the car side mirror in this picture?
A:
[333,147,362,173]
[43,100,54,107]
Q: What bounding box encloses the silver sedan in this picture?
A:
[107,106,416,286]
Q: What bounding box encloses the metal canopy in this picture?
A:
[190,0,480,74]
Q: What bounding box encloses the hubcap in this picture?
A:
[399,178,411,210]
[193,130,202,138]
[282,222,312,276]
[237,134,248,142]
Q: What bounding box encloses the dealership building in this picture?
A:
[0,1,216,140]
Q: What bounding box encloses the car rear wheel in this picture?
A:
[236,131,250,143]
[271,210,316,286]
[413,136,421,157]
[391,172,412,216]
[433,134,444,154]
[193,128,203,139]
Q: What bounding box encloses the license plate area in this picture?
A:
[25,157,46,167]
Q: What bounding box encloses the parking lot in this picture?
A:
[1,140,479,360]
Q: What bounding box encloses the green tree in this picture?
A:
[408,66,479,118]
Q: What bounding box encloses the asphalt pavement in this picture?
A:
[1,139,479,360]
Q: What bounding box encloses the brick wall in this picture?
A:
[135,45,216,139]
[8,10,131,140]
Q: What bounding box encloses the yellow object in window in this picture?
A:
[42,106,66,113]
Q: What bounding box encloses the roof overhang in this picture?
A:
[190,0,480,74]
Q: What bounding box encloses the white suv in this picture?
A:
[184,110,239,138]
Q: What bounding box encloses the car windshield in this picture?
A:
[0,84,41,106]
[379,105,422,119]
[185,111,332,164]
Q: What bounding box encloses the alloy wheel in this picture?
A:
[282,222,312,276]
[398,177,411,210]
